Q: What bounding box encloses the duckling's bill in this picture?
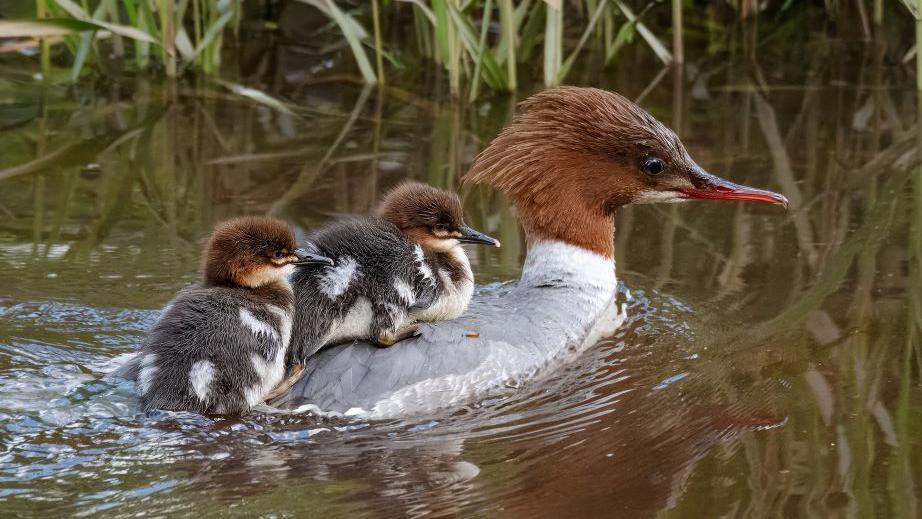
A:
[458,226,501,247]
[293,248,335,266]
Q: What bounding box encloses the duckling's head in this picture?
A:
[203,216,333,288]
[463,86,787,257]
[376,181,500,253]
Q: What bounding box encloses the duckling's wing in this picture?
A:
[409,271,438,310]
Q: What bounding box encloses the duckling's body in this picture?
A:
[138,284,293,415]
[136,216,331,416]
[289,218,437,362]
[288,182,497,365]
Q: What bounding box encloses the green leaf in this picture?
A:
[557,0,607,84]
[614,1,671,64]
[215,79,295,115]
[46,0,157,44]
[606,19,636,64]
[0,19,93,38]
[189,8,233,61]
[395,0,436,25]
[0,17,156,44]
[447,3,507,90]
[431,0,451,66]
[295,0,376,83]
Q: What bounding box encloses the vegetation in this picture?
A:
[8,1,916,98]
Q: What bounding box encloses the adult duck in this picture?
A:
[260,87,785,418]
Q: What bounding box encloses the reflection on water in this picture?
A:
[1,33,921,518]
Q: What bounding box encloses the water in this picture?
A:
[1,35,920,517]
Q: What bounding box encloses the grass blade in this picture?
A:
[396,0,436,24]
[469,0,494,101]
[557,0,607,83]
[447,2,507,91]
[46,0,157,43]
[214,79,295,115]
[296,0,377,83]
[0,18,154,43]
[614,0,672,64]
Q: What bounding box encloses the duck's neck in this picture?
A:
[520,239,617,291]
[513,183,615,258]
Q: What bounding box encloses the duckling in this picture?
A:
[288,181,499,367]
[136,216,333,416]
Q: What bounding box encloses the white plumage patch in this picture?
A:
[414,245,434,282]
[413,246,473,321]
[188,360,215,402]
[137,353,158,395]
[265,304,293,349]
[323,296,374,345]
[319,256,358,299]
[631,191,689,204]
[393,279,415,305]
[246,350,286,406]
[238,307,281,344]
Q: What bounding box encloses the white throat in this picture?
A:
[520,240,617,292]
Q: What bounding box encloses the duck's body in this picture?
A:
[271,87,786,416]
[272,240,620,417]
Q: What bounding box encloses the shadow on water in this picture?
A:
[1,26,921,519]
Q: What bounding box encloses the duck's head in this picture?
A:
[463,86,787,258]
[377,181,500,253]
[203,216,333,288]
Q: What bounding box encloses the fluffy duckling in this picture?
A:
[136,216,332,416]
[288,181,499,366]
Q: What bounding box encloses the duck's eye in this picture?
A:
[272,250,286,259]
[642,157,665,176]
[433,224,449,233]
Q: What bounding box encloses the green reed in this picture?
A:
[6,1,913,97]
[4,0,672,96]
[1,0,241,79]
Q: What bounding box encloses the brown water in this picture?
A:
[1,34,921,518]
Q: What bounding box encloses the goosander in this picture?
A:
[287,182,499,371]
[270,87,787,418]
[135,216,332,416]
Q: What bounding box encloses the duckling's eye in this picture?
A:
[272,250,286,259]
[433,224,449,232]
[642,157,665,176]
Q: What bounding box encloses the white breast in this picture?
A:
[412,247,473,322]
[323,296,375,345]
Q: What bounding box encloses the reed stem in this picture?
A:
[498,0,516,91]
[469,0,494,101]
[672,0,684,64]
[35,0,50,78]
[371,0,385,86]
[159,0,177,77]
[918,0,922,91]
